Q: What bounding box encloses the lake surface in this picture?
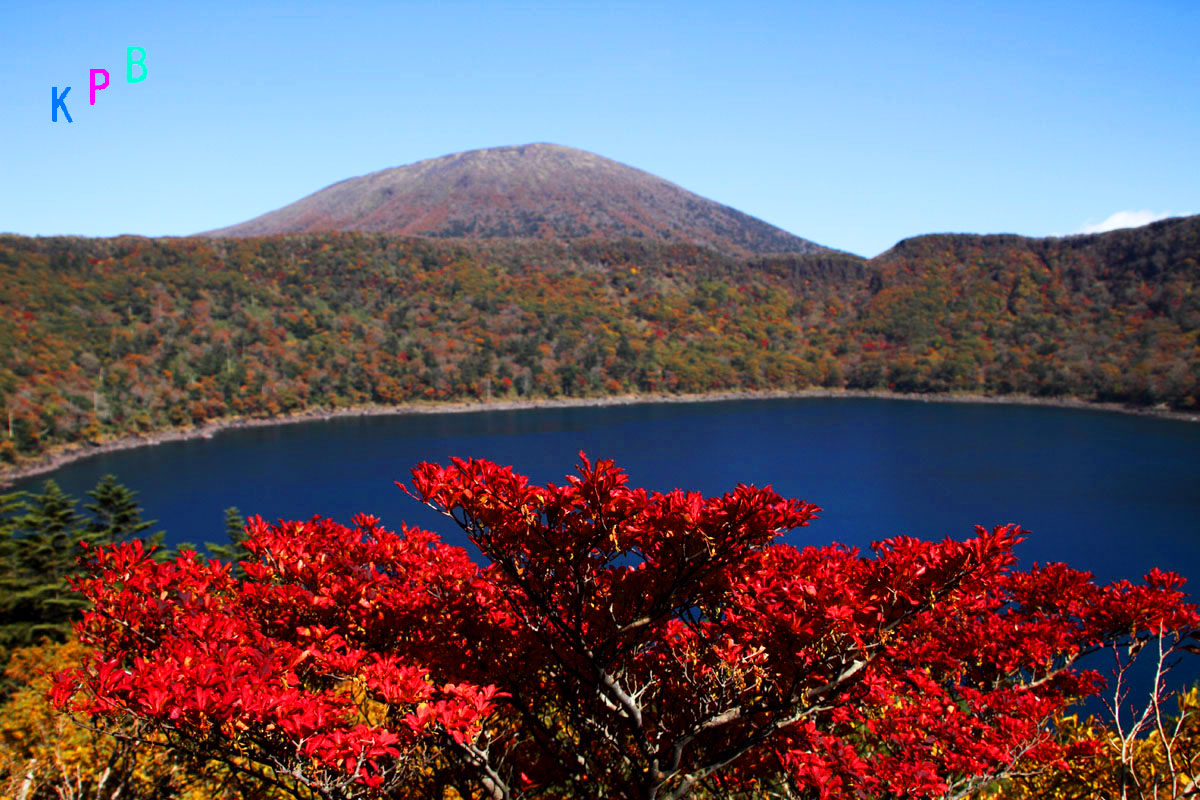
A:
[13,396,1200,713]
[13,397,1199,586]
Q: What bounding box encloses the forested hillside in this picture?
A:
[2,216,1198,475]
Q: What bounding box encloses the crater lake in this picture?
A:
[11,396,1198,587]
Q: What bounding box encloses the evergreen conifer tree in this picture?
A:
[0,489,30,672]
[84,474,158,542]
[11,481,87,641]
[0,477,162,693]
[205,506,249,576]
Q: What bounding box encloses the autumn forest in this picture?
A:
[1,214,1198,477]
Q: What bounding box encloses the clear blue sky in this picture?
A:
[2,0,1196,257]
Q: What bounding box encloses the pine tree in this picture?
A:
[1,477,169,702]
[0,489,30,675]
[0,478,163,676]
[224,505,247,545]
[205,506,249,577]
[84,474,157,542]
[14,481,88,639]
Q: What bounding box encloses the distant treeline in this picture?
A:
[1,217,1197,471]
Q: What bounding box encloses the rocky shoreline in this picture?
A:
[3,388,1197,486]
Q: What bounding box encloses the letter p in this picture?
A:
[89,69,109,105]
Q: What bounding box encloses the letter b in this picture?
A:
[127,47,147,83]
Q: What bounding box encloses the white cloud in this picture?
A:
[1073,210,1175,235]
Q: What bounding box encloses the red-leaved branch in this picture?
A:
[53,453,1199,799]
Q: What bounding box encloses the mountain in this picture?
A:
[200,143,828,255]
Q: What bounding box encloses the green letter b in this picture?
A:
[127,46,147,83]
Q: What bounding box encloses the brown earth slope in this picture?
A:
[200,143,829,256]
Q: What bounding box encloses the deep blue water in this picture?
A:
[13,397,1199,586]
[10,396,1200,715]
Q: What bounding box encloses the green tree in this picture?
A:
[0,477,162,698]
[205,506,249,576]
[84,474,161,544]
[4,481,87,646]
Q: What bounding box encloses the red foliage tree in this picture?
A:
[53,454,1198,799]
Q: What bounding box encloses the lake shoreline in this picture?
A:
[3,388,1197,486]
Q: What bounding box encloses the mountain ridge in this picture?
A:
[200,143,829,256]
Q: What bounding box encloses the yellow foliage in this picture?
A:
[0,638,260,800]
[982,688,1200,800]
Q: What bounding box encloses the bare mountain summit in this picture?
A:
[201,143,828,255]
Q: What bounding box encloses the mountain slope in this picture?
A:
[200,143,828,255]
[3,216,1198,476]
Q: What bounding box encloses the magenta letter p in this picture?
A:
[89,69,110,105]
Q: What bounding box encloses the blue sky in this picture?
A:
[2,1,1196,257]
